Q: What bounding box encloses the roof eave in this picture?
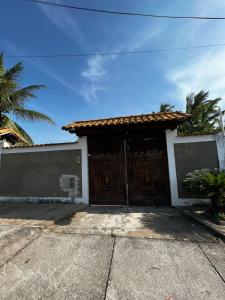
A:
[62,112,191,135]
[65,120,189,136]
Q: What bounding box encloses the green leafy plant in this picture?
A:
[159,90,225,135]
[183,169,225,214]
[179,90,225,135]
[216,212,225,221]
[160,103,175,112]
[0,52,54,144]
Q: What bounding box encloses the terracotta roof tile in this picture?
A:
[0,128,27,143]
[63,111,191,132]
[0,128,11,135]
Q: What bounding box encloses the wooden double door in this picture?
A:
[88,131,170,206]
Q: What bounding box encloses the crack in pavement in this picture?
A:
[197,242,225,284]
[104,236,116,300]
[0,229,42,269]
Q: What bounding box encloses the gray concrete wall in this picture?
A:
[0,150,82,198]
[174,141,219,198]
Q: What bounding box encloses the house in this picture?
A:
[0,128,26,147]
[0,111,223,207]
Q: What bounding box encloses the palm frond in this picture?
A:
[0,84,46,113]
[12,108,55,124]
[8,85,46,107]
[3,62,23,82]
[192,90,209,109]
[186,93,194,113]
[160,103,175,112]
[208,110,225,122]
[180,90,224,135]
[0,53,52,144]
[0,52,5,77]
[205,98,222,105]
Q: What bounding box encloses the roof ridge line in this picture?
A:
[64,111,189,126]
[62,111,191,132]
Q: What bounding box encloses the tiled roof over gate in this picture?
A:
[0,128,26,143]
[63,112,190,133]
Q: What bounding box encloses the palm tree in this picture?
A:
[0,53,54,144]
[179,90,224,134]
[160,103,175,112]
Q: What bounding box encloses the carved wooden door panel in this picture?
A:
[127,137,170,206]
[89,137,126,205]
[88,132,170,206]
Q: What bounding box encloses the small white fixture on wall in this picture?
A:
[60,174,80,202]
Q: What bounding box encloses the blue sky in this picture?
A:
[1,0,225,143]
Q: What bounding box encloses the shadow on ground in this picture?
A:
[0,203,84,226]
[53,205,217,242]
[0,204,218,241]
[138,209,216,241]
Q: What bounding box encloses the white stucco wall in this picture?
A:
[166,129,225,206]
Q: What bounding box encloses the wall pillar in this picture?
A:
[215,133,225,169]
[78,136,89,205]
[165,130,223,207]
[0,140,3,168]
[165,129,179,206]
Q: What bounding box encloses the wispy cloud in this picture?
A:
[176,0,225,44]
[80,55,109,103]
[6,40,79,96]
[80,26,162,103]
[196,0,225,15]
[167,49,225,104]
[41,66,79,96]
[38,0,84,44]
[81,55,107,82]
[80,84,104,104]
[127,28,162,52]
[164,0,225,108]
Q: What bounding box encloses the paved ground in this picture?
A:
[0,204,224,299]
[50,206,218,242]
[182,208,225,238]
[0,203,85,227]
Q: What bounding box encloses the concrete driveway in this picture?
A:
[0,204,224,299]
[50,206,217,242]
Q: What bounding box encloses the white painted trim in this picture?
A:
[214,134,225,169]
[172,134,214,144]
[165,129,225,206]
[165,129,179,206]
[2,142,80,154]
[79,136,89,205]
[0,197,75,204]
[173,198,211,207]
[0,196,87,205]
